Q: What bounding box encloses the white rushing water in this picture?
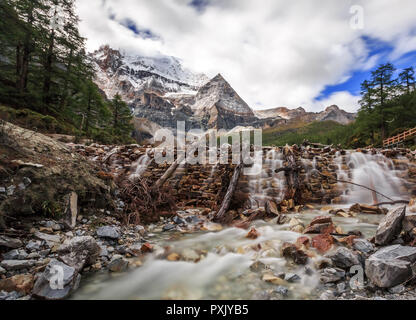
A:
[334,151,409,204]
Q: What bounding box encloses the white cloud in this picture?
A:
[312,91,361,114]
[75,0,416,112]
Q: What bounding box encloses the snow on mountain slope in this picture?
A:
[91,45,208,101]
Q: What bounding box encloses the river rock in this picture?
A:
[365,245,416,288]
[108,255,129,273]
[0,260,36,271]
[57,236,100,272]
[0,236,23,249]
[326,247,361,269]
[281,242,308,265]
[353,239,375,255]
[320,268,346,283]
[0,274,34,294]
[96,226,120,240]
[0,266,5,275]
[32,259,80,300]
[375,206,406,246]
[304,223,335,235]
[402,213,416,234]
[26,240,41,251]
[63,192,78,229]
[35,232,61,245]
[2,249,28,260]
[312,234,334,254]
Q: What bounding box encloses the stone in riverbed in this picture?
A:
[108,255,129,273]
[326,247,361,269]
[281,242,309,265]
[2,249,28,260]
[35,232,61,245]
[63,192,78,230]
[0,260,36,271]
[353,239,375,255]
[0,236,23,249]
[304,223,335,235]
[57,236,100,272]
[402,213,416,234]
[365,245,416,288]
[26,240,41,251]
[96,226,120,240]
[32,259,80,300]
[0,274,34,294]
[320,267,346,283]
[311,234,334,254]
[375,206,406,246]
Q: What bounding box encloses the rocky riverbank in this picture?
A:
[1,121,416,300]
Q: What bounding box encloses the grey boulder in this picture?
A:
[365,245,416,288]
[32,259,80,300]
[96,226,120,240]
[57,236,100,272]
[375,206,406,246]
[326,247,361,269]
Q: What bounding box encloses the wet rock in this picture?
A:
[285,273,301,283]
[172,216,186,225]
[0,290,23,300]
[296,236,310,248]
[250,261,269,272]
[375,206,406,246]
[281,242,309,265]
[182,249,200,262]
[0,274,34,294]
[389,284,406,294]
[0,260,36,271]
[402,213,416,234]
[96,226,120,240]
[0,236,23,249]
[262,273,288,286]
[141,243,153,253]
[289,218,305,233]
[57,236,100,272]
[320,267,346,283]
[246,227,260,240]
[365,245,416,288]
[2,249,28,260]
[320,290,336,300]
[304,223,335,235]
[32,259,80,300]
[63,192,78,230]
[310,216,332,226]
[312,234,334,254]
[35,232,61,245]
[163,224,176,232]
[353,239,375,255]
[326,247,361,269]
[26,240,42,252]
[167,253,180,261]
[108,255,129,273]
[274,286,289,297]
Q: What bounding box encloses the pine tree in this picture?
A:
[110,94,134,143]
[399,67,415,94]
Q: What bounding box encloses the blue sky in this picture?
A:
[77,0,416,112]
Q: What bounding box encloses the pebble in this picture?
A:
[274,286,289,297]
[285,273,301,283]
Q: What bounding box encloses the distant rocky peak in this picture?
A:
[325,105,340,112]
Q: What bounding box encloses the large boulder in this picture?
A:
[326,247,361,269]
[375,206,406,246]
[32,259,80,300]
[96,226,120,240]
[365,245,416,288]
[57,236,100,272]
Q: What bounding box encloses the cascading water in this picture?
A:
[247,148,287,209]
[334,151,409,204]
[129,151,153,180]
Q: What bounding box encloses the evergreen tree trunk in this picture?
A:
[43,30,55,109]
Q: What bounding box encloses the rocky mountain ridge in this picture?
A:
[91,45,356,140]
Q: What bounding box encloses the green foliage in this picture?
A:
[0,0,134,145]
[263,121,353,147]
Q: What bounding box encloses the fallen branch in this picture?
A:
[214,163,244,222]
[373,200,410,206]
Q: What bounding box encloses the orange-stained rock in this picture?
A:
[310,216,333,227]
[337,235,359,247]
[304,223,336,235]
[312,234,334,254]
[141,243,154,253]
[296,236,310,248]
[246,227,260,240]
[0,274,34,294]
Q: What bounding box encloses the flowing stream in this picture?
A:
[72,150,411,300]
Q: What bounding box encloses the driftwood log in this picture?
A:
[214,163,244,222]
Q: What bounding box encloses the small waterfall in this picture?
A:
[129,152,153,180]
[335,151,408,204]
[247,148,287,209]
